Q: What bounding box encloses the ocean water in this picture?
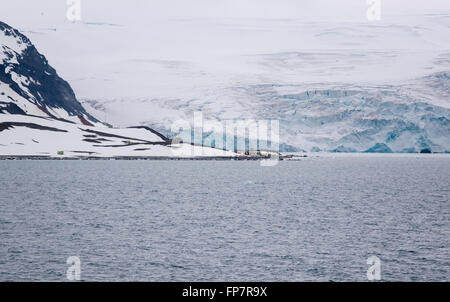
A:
[0,155,449,282]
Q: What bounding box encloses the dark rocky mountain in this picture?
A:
[0,21,99,124]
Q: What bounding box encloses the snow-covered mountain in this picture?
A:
[2,6,449,153]
[0,21,236,158]
[0,21,100,125]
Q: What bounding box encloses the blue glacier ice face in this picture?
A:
[331,145,358,153]
[165,78,449,153]
[365,143,393,153]
[217,72,450,153]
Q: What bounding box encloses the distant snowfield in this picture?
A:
[16,15,450,101]
[1,1,449,152]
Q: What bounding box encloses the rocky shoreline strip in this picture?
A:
[0,154,304,161]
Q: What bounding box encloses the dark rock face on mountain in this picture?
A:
[0,101,25,115]
[0,21,98,123]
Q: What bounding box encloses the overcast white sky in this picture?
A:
[1,0,450,27]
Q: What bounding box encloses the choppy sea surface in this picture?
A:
[0,155,449,281]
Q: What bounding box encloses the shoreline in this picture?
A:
[1,153,449,161]
[0,155,297,161]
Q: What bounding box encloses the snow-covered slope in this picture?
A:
[0,114,236,158]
